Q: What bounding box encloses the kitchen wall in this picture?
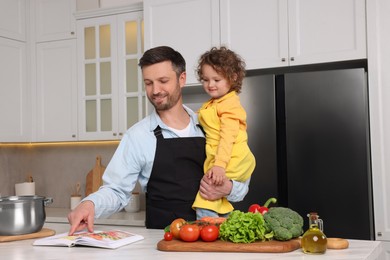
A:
[0,142,143,209]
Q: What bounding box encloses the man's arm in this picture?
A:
[67,131,149,235]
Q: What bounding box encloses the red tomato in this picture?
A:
[164,232,173,241]
[200,225,219,242]
[170,218,186,239]
[179,224,200,242]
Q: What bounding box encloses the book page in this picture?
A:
[33,233,78,247]
[33,230,144,249]
[75,230,144,249]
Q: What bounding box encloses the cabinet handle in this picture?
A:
[281,58,286,62]
[72,134,76,138]
[290,57,295,61]
[377,232,382,237]
[113,133,117,136]
[71,31,75,35]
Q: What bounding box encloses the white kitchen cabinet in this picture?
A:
[31,0,78,142]
[220,0,288,69]
[367,0,390,248]
[145,0,366,78]
[35,40,78,141]
[220,0,366,70]
[0,37,30,142]
[287,0,366,66]
[76,10,145,140]
[0,0,26,42]
[144,0,220,85]
[35,0,76,42]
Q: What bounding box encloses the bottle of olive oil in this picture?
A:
[301,212,327,254]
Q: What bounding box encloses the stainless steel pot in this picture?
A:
[0,195,53,235]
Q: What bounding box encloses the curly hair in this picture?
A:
[196,46,246,93]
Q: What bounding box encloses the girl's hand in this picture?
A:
[199,175,232,201]
[206,166,227,185]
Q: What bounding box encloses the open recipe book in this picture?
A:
[33,230,144,249]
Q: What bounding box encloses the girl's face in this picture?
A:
[200,64,231,99]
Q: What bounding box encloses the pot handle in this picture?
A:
[44,197,53,206]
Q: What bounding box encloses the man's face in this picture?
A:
[142,61,186,111]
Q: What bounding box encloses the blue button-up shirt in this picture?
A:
[86,105,250,218]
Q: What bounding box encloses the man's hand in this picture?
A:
[199,174,232,201]
[67,200,95,235]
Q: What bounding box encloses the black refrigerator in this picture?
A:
[232,65,374,240]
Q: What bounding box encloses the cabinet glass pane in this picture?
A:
[101,99,112,131]
[141,20,144,53]
[85,27,96,59]
[100,62,111,95]
[86,100,97,132]
[126,59,138,92]
[85,64,96,96]
[127,97,139,128]
[125,21,137,55]
[99,25,111,58]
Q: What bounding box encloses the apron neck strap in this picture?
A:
[153,126,163,139]
[154,124,205,138]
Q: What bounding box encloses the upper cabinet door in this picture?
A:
[0,38,29,142]
[77,15,119,141]
[288,0,366,65]
[35,40,78,142]
[35,0,76,42]
[220,0,289,70]
[116,12,146,135]
[0,0,26,41]
[144,0,220,85]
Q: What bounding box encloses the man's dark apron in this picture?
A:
[145,126,205,229]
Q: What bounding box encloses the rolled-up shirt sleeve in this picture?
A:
[227,178,250,202]
[83,130,148,219]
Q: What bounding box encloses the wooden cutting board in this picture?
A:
[0,228,56,243]
[157,239,301,253]
[85,155,106,196]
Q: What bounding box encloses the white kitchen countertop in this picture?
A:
[46,207,146,226]
[0,222,383,260]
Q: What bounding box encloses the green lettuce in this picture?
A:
[219,210,274,243]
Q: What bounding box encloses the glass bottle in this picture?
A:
[301,212,327,254]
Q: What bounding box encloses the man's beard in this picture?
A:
[148,82,181,111]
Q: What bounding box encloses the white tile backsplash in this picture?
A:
[0,143,145,210]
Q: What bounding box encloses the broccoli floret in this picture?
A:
[263,207,304,241]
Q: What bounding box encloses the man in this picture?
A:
[68,46,250,234]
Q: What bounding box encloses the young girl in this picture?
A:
[192,46,256,219]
